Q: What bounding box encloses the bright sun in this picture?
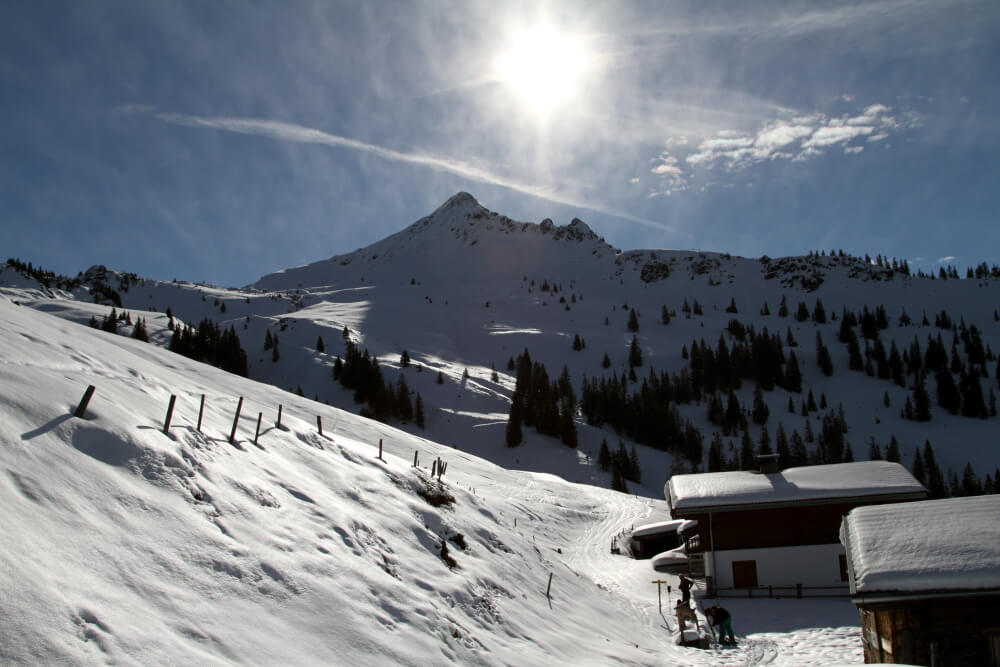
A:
[494,24,588,117]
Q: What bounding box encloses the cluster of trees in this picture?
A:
[168,317,248,377]
[579,370,703,466]
[331,334,425,428]
[598,439,641,492]
[505,349,577,448]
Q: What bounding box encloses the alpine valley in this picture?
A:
[2,192,997,665]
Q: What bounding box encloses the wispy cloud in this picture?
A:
[648,102,916,194]
[151,112,679,234]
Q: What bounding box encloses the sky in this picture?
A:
[2,0,999,287]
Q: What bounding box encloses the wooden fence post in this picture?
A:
[413,451,419,467]
[196,394,205,432]
[254,412,263,445]
[277,404,283,428]
[378,438,383,460]
[546,573,553,599]
[163,395,177,434]
[73,385,96,418]
[431,460,438,477]
[229,397,244,444]
[317,415,323,436]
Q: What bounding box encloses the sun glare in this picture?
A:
[495,24,588,118]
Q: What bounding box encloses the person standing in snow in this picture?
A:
[678,576,693,605]
[706,605,736,645]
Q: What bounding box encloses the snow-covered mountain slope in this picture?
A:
[3,192,999,499]
[0,296,865,665]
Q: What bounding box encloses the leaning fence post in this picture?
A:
[254,412,263,445]
[413,451,419,467]
[317,415,323,436]
[74,385,96,418]
[163,395,177,434]
[229,397,244,444]
[196,394,205,432]
[546,573,554,599]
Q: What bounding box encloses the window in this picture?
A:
[732,560,758,588]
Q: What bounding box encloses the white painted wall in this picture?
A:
[705,543,848,590]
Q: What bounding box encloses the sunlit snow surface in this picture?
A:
[0,298,865,664]
[843,495,1000,595]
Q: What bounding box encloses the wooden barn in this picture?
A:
[665,460,926,596]
[841,495,1000,666]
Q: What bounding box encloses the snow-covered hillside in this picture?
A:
[5,192,997,501]
[1,295,866,665]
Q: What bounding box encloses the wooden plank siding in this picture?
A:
[859,596,1000,666]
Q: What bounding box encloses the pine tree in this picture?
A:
[316,336,325,353]
[414,393,425,429]
[627,308,640,332]
[886,436,901,463]
[751,386,770,424]
[628,336,642,368]
[868,438,882,460]
[264,329,273,350]
[400,349,410,367]
[598,439,611,471]
[816,332,834,376]
[505,394,523,447]
[960,462,982,496]
[923,441,947,498]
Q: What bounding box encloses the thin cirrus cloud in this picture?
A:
[648,103,916,195]
[148,111,679,234]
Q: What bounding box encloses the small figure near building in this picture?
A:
[706,605,736,645]
[679,575,693,604]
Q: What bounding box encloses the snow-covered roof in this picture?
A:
[667,461,926,512]
[631,519,698,539]
[841,495,1000,598]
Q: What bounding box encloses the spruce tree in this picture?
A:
[505,394,523,447]
[598,439,611,471]
[627,308,639,332]
[316,336,325,353]
[628,336,642,368]
[414,393,425,429]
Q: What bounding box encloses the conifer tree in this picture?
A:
[886,436,901,463]
[400,349,410,367]
[316,336,325,353]
[627,308,639,332]
[414,393,425,429]
[598,439,611,471]
[868,438,882,460]
[922,441,947,498]
[264,329,273,350]
[505,394,523,447]
[628,336,642,368]
[816,332,834,376]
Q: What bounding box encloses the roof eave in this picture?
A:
[672,490,928,515]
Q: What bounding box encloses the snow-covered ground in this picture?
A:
[1,294,868,664]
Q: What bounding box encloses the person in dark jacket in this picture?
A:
[678,576,693,604]
[706,605,736,644]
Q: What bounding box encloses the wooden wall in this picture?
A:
[859,595,1000,666]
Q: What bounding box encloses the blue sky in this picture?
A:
[2,1,998,287]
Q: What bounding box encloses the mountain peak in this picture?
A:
[436,191,481,212]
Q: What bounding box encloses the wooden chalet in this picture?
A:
[665,460,926,597]
[841,495,1000,666]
